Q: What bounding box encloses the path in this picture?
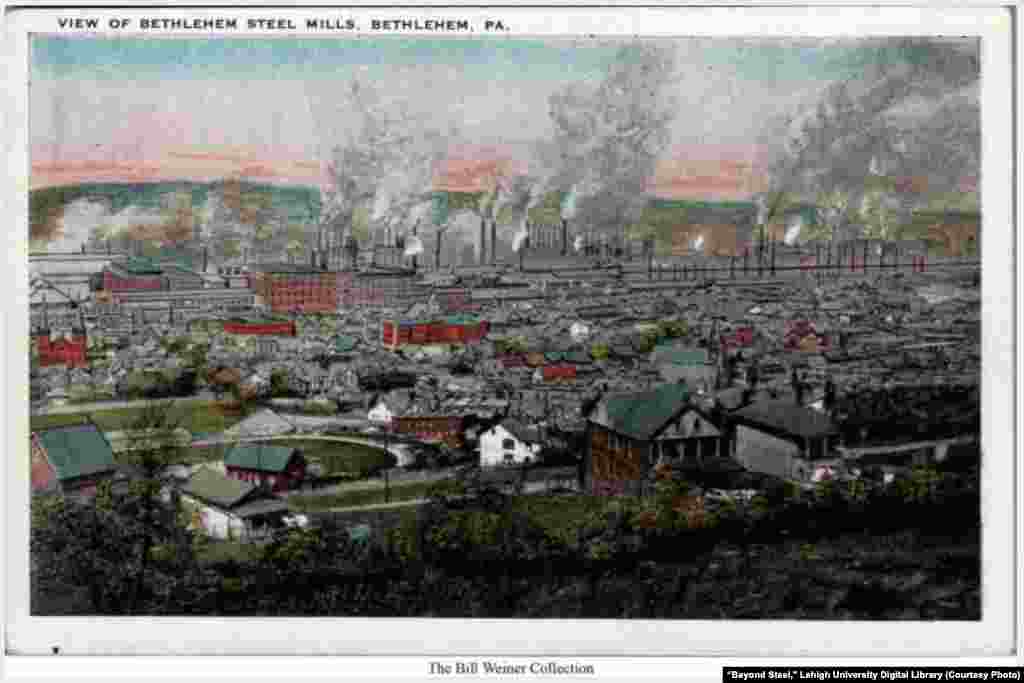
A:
[33,393,215,416]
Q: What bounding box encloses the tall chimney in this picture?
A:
[479,217,487,266]
[561,219,568,255]
[310,250,317,269]
[490,220,497,265]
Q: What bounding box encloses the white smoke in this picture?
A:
[783,215,803,246]
[573,235,584,252]
[403,235,425,257]
[43,198,108,252]
[371,178,397,222]
[512,222,530,253]
[755,196,770,227]
[691,234,705,252]
[44,199,169,252]
[868,155,883,176]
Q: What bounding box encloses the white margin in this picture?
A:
[1,1,1019,677]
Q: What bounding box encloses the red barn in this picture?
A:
[31,423,118,497]
[36,329,88,368]
[223,444,307,493]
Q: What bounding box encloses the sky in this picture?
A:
[30,36,973,200]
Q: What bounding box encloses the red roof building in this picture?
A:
[381,317,489,350]
[36,329,88,368]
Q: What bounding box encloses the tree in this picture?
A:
[270,368,291,397]
[32,404,203,615]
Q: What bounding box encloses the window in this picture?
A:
[502,438,516,450]
[503,451,514,463]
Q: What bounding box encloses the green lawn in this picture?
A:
[279,439,396,479]
[289,480,437,511]
[512,495,611,545]
[30,401,246,434]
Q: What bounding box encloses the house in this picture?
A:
[392,414,466,449]
[729,399,840,484]
[35,328,89,368]
[585,382,707,496]
[224,444,307,493]
[479,418,543,468]
[367,390,414,427]
[651,344,717,388]
[31,422,118,497]
[180,468,290,541]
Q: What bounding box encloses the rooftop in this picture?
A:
[112,257,163,275]
[224,444,299,473]
[182,467,266,510]
[731,399,838,439]
[589,382,691,441]
[33,423,117,481]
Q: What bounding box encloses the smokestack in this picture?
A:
[562,219,568,255]
[203,247,208,273]
[311,250,317,269]
[490,220,497,265]
[479,217,487,266]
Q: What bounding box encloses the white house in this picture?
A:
[180,468,290,541]
[479,419,543,468]
[367,399,394,426]
[367,390,413,427]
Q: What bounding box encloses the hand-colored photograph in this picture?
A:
[28,35,981,619]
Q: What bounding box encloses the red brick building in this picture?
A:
[392,415,466,449]
[36,329,88,368]
[248,264,338,314]
[101,258,167,294]
[381,316,489,349]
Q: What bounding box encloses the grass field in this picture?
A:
[30,401,246,434]
[284,439,396,479]
[512,495,609,545]
[288,480,437,511]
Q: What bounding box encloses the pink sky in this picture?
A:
[31,141,771,202]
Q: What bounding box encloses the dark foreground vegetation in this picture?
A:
[32,464,978,619]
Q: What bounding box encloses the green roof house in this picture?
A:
[31,423,118,496]
[584,383,728,495]
[223,444,307,493]
[651,344,717,388]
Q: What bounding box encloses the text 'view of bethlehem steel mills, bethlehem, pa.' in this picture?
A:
[27,35,983,619]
